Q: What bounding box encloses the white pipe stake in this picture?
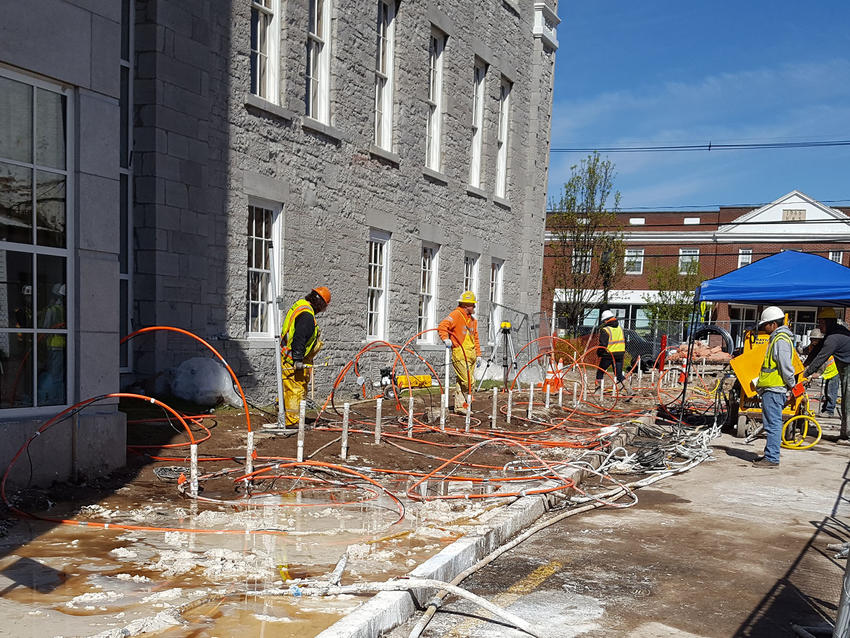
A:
[245,430,254,478]
[407,394,415,438]
[464,393,472,432]
[638,362,643,385]
[573,381,578,407]
[374,397,383,444]
[600,379,605,400]
[558,384,563,407]
[582,379,587,403]
[189,443,198,498]
[545,386,551,409]
[443,346,451,428]
[297,400,306,462]
[491,387,497,429]
[507,389,513,423]
[440,393,446,431]
[340,403,350,460]
[527,384,534,419]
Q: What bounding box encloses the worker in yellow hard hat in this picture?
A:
[280,286,331,426]
[803,307,850,444]
[438,291,481,416]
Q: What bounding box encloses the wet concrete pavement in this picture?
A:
[388,432,850,637]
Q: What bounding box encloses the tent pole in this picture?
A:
[678,291,701,426]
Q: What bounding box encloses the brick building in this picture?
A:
[542,190,850,344]
[0,0,559,483]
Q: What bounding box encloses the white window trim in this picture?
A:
[494,76,512,198]
[250,0,280,103]
[417,243,439,342]
[0,66,75,415]
[463,251,479,298]
[624,248,644,275]
[488,258,504,344]
[571,249,591,274]
[367,229,391,340]
[374,0,396,150]
[306,0,332,123]
[678,248,699,274]
[737,249,752,269]
[468,60,486,188]
[830,251,844,264]
[426,28,445,172]
[246,199,282,338]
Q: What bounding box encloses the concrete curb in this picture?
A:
[316,422,641,638]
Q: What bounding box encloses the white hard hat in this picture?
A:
[758,306,784,326]
[52,283,66,297]
[600,310,616,323]
[809,328,824,340]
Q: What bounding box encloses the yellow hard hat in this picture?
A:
[818,307,837,320]
[458,291,477,304]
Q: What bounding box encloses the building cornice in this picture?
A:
[532,2,559,50]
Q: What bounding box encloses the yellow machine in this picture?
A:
[728,323,820,448]
[396,374,433,389]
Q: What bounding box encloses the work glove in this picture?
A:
[443,339,453,349]
[294,361,305,371]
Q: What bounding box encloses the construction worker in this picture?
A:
[753,306,797,468]
[803,307,850,444]
[38,283,66,405]
[438,291,482,416]
[804,328,839,417]
[280,286,331,426]
[596,310,628,394]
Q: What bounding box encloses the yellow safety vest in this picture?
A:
[824,356,838,380]
[280,299,318,364]
[45,302,66,349]
[604,325,625,353]
[756,331,794,389]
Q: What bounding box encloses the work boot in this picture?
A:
[752,456,779,469]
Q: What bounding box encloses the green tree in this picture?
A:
[642,260,704,324]
[547,153,624,336]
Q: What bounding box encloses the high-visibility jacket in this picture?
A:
[280,299,318,364]
[44,302,66,349]
[603,325,625,353]
[437,307,481,357]
[757,330,794,389]
[824,356,838,380]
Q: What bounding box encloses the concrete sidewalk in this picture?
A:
[386,432,850,637]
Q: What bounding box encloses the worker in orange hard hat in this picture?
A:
[279,286,331,426]
[438,291,482,416]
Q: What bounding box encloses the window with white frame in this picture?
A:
[738,249,752,268]
[418,244,439,340]
[425,28,445,171]
[830,251,844,265]
[247,202,281,336]
[468,59,487,187]
[306,0,331,122]
[373,0,396,150]
[624,248,644,275]
[367,230,390,339]
[119,0,134,371]
[678,248,699,274]
[489,259,504,342]
[250,0,279,102]
[571,249,591,274]
[494,76,512,198]
[463,252,479,297]
[0,69,72,410]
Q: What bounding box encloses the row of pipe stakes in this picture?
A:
[189,443,199,498]
[464,393,472,432]
[296,399,306,462]
[506,389,513,423]
[490,387,497,428]
[407,393,414,438]
[340,402,350,460]
[374,397,383,443]
[527,383,534,419]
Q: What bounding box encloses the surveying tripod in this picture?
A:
[476,321,519,391]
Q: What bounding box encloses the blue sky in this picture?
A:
[548,1,850,210]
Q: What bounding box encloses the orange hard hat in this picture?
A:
[312,286,331,304]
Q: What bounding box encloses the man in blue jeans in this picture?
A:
[754,306,798,468]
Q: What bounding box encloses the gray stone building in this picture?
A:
[0,0,558,483]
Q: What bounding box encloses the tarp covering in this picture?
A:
[696,250,850,307]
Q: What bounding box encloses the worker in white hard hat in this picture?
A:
[279,286,331,427]
[803,307,850,443]
[438,291,481,416]
[596,310,630,396]
[753,306,796,468]
[803,328,839,417]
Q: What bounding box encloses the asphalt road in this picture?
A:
[388,431,850,638]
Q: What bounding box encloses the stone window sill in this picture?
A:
[302,116,347,142]
[493,195,511,210]
[369,145,401,166]
[244,94,296,121]
[423,166,449,185]
[466,185,488,200]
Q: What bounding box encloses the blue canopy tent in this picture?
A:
[696,250,850,307]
